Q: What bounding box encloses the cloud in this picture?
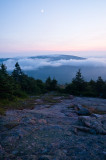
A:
[58,58,106,67]
[2,57,106,71]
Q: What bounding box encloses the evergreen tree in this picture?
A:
[73,69,84,84]
[72,69,85,94]
[45,77,58,91]
[0,63,7,75]
[0,64,16,99]
[36,79,45,93]
[45,76,52,91]
[51,78,57,90]
[102,81,106,98]
[96,76,105,97]
[66,69,86,95]
[12,62,23,82]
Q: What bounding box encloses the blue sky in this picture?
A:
[0,0,106,57]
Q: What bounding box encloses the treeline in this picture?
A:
[65,69,106,98]
[0,63,58,100]
[0,63,106,100]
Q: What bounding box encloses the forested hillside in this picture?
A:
[0,63,106,101]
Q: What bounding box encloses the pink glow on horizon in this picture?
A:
[1,42,106,53]
[0,47,106,53]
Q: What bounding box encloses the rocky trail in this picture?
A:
[0,96,106,160]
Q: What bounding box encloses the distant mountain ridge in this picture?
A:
[30,55,86,61]
[0,54,86,63]
[0,58,10,63]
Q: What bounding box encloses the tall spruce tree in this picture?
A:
[0,64,15,99]
[12,62,23,82]
[0,63,7,75]
[45,76,52,91]
[96,76,105,97]
[71,69,86,95]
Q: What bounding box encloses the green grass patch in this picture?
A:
[0,96,40,112]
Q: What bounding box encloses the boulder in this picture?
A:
[76,105,91,116]
[79,116,106,134]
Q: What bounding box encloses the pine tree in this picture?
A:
[45,76,52,91]
[71,69,85,95]
[12,62,23,82]
[96,76,105,97]
[0,64,15,99]
[0,63,7,75]
[51,78,57,90]
[73,69,84,83]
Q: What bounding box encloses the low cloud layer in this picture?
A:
[2,57,106,71]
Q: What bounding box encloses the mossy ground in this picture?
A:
[0,93,66,115]
[0,97,37,115]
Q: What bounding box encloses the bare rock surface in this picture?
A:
[0,96,106,160]
[78,115,106,134]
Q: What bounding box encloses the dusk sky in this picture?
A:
[0,0,106,57]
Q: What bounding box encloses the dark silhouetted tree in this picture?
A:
[12,62,23,82]
[96,76,105,97]
[65,69,86,95]
[45,76,52,91]
[51,78,57,90]
[72,69,85,94]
